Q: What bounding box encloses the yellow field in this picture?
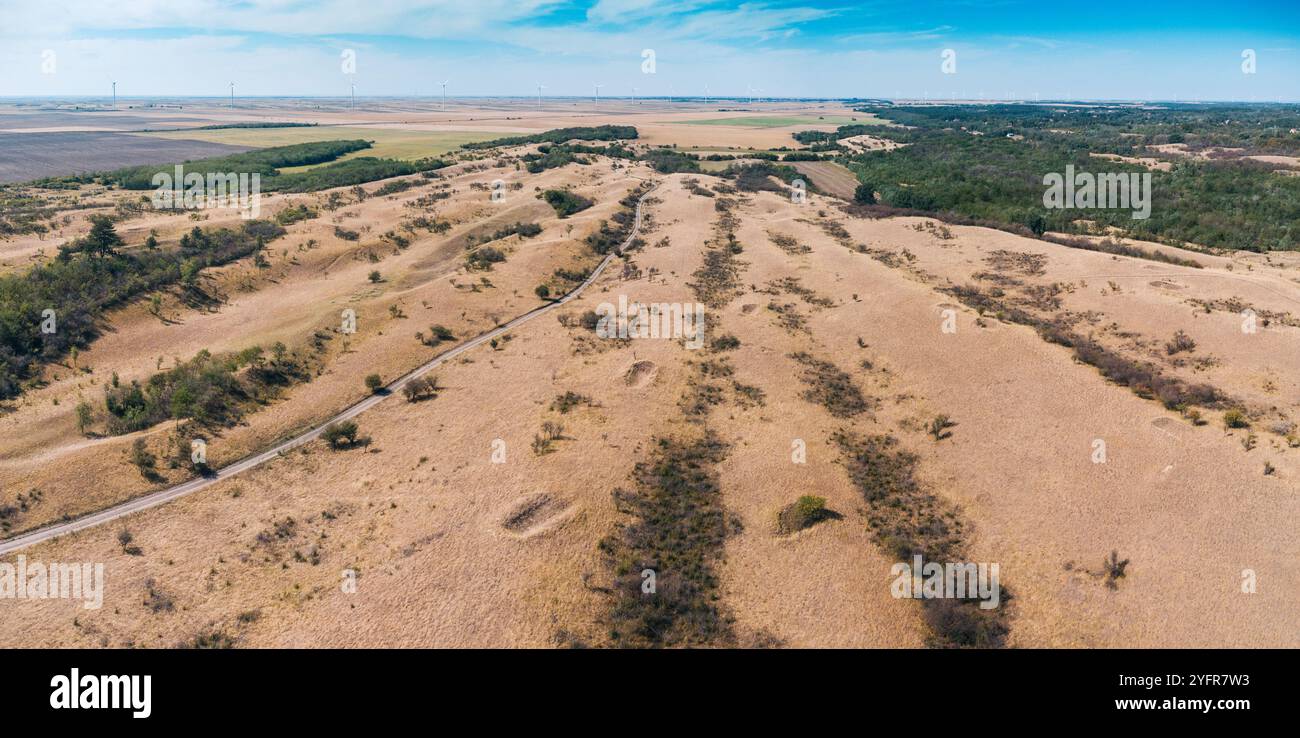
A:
[138,126,500,167]
[667,114,873,127]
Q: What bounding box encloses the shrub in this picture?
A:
[274,203,317,226]
[118,529,143,556]
[1164,330,1197,355]
[550,391,592,414]
[710,334,741,351]
[1223,408,1250,429]
[129,438,159,480]
[374,178,416,196]
[322,420,359,449]
[777,495,831,533]
[423,325,455,346]
[1103,550,1130,589]
[928,414,956,440]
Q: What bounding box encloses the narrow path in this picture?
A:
[0,179,659,555]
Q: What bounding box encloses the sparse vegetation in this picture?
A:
[600,431,734,648]
[833,431,1008,648]
[789,352,872,418]
[551,391,594,414]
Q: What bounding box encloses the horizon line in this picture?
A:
[3,95,1298,105]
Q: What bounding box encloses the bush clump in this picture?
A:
[321,420,360,449]
[777,495,831,534]
[540,189,593,218]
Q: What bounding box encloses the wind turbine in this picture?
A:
[111,81,116,108]
[536,83,546,110]
[703,83,709,104]
[440,80,448,111]
[594,84,603,111]
[631,86,636,105]
[229,82,235,110]
[350,83,356,109]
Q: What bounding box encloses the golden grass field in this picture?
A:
[141,127,501,167]
[0,100,1296,648]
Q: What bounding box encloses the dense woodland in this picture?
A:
[829,104,1300,252]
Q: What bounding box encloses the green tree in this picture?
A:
[322,420,359,449]
[85,215,124,258]
[75,400,94,435]
[853,182,876,205]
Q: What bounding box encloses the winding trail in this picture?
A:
[0,179,659,556]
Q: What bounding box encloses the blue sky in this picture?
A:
[1,0,1297,100]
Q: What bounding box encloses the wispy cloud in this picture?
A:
[0,0,1296,99]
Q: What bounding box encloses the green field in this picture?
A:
[669,115,878,128]
[138,126,498,169]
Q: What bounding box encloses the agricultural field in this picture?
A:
[142,126,501,168]
[0,131,253,183]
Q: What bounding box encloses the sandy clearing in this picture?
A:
[1089,152,1173,171]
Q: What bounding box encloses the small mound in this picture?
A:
[624,360,658,388]
[1148,280,1184,290]
[501,493,573,537]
